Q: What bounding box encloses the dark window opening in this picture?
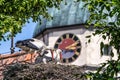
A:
[102,44,112,56]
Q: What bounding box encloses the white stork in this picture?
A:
[16,38,48,55]
[15,38,62,64]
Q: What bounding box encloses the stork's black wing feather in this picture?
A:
[25,41,39,50]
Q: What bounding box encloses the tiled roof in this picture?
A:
[0,51,39,79]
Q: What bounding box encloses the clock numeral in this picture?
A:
[76,46,81,49]
[68,58,73,62]
[55,42,60,44]
[76,40,80,43]
[60,36,64,40]
[63,34,66,39]
[77,42,81,46]
[66,34,69,39]
[54,44,58,48]
[73,36,79,41]
[73,54,78,59]
[77,48,81,53]
[66,58,69,63]
[72,35,75,39]
[63,59,66,63]
[75,52,80,55]
[72,57,75,61]
[69,33,73,38]
[57,38,62,43]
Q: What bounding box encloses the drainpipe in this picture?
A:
[10,36,15,54]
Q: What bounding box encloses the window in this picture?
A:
[102,44,112,56]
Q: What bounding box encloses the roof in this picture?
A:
[33,0,89,37]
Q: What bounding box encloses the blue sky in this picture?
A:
[0,19,37,54]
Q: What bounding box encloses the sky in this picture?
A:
[0,19,37,54]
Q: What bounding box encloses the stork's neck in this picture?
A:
[50,49,54,61]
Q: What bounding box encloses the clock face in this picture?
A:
[54,33,81,63]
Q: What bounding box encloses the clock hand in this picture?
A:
[66,46,76,50]
[65,41,79,50]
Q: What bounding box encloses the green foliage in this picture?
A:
[82,0,120,52]
[0,0,63,41]
[81,0,120,79]
[84,60,120,80]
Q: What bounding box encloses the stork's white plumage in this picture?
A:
[16,38,62,64]
[15,38,48,54]
[36,49,62,64]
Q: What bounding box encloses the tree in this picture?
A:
[0,0,62,41]
[80,0,120,79]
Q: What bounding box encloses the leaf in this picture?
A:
[102,35,106,40]
[106,6,110,11]
[95,30,102,34]
[0,0,62,41]
[110,50,114,57]
[108,78,114,80]
[86,35,91,38]
[117,63,120,70]
[88,39,91,43]
[77,0,80,2]
[9,7,12,12]
[100,42,104,56]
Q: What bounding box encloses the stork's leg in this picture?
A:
[43,58,47,64]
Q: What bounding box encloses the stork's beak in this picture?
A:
[15,41,23,47]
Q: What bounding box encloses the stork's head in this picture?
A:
[15,38,46,53]
[15,38,36,52]
[16,39,34,47]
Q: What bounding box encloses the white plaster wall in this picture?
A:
[39,27,118,66]
[71,31,87,66]
[85,31,101,65]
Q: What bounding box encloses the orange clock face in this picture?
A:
[54,33,81,63]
